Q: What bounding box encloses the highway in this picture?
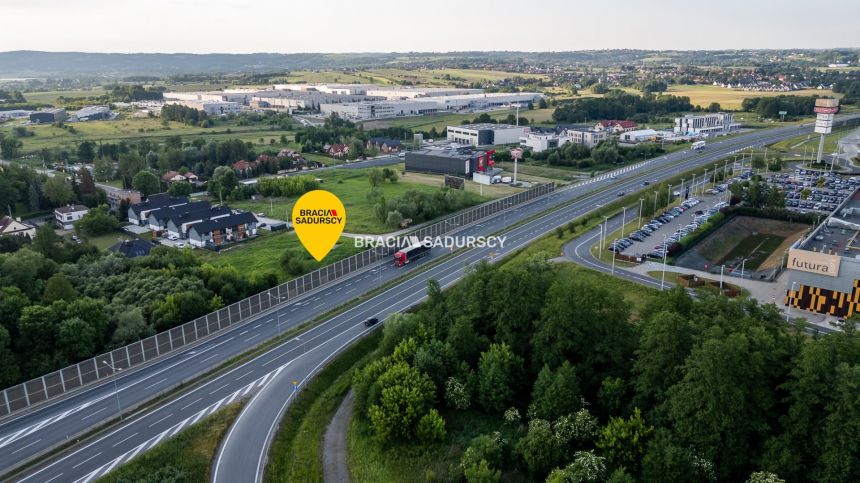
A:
[3,119,854,482]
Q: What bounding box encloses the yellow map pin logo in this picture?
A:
[291,190,346,262]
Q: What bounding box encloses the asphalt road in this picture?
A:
[4,118,855,482]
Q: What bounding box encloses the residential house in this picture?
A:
[232,160,258,177]
[127,193,189,225]
[54,205,89,230]
[594,120,637,133]
[327,143,350,158]
[106,189,142,213]
[108,239,156,258]
[146,200,214,235]
[366,137,402,153]
[164,205,232,239]
[187,212,259,248]
[161,171,200,185]
[0,216,36,238]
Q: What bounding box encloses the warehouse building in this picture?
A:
[447,123,528,146]
[251,91,376,110]
[785,189,860,317]
[165,100,243,116]
[364,87,483,99]
[674,112,740,136]
[72,105,112,121]
[520,127,608,152]
[319,92,543,120]
[406,147,492,176]
[29,108,67,124]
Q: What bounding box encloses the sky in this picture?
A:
[1,0,859,53]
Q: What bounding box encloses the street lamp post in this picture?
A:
[653,190,658,211]
[101,360,123,420]
[720,265,725,291]
[740,258,747,279]
[660,234,668,290]
[786,281,799,321]
[611,239,617,276]
[638,198,644,228]
[620,207,627,239]
[703,169,708,195]
[268,293,285,335]
[667,184,672,206]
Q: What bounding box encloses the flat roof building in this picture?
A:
[447,123,528,146]
[165,100,243,116]
[785,187,860,317]
[73,105,112,121]
[674,112,740,136]
[319,92,543,121]
[406,148,493,176]
[30,108,67,124]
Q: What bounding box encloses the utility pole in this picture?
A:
[620,207,627,239]
[101,361,123,420]
[660,234,668,290]
[638,198,644,228]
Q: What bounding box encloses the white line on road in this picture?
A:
[71,451,102,469]
[148,413,173,428]
[179,398,202,411]
[143,378,167,391]
[199,353,219,364]
[112,432,138,448]
[81,406,107,420]
[235,370,254,381]
[11,438,42,454]
[209,383,230,395]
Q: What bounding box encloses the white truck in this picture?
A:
[691,140,706,151]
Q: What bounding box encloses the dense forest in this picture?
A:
[0,231,279,387]
[551,91,696,124]
[352,259,858,482]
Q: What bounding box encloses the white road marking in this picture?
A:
[148,413,173,428]
[71,451,102,469]
[112,432,138,448]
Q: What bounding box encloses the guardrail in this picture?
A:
[0,182,555,418]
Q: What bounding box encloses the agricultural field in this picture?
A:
[665,84,838,110]
[0,116,296,155]
[230,166,493,234]
[21,88,109,105]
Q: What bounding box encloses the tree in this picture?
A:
[816,363,860,482]
[0,136,22,159]
[27,178,42,212]
[0,325,20,386]
[209,166,238,198]
[77,141,96,162]
[385,210,403,228]
[57,316,97,360]
[76,206,119,237]
[42,176,75,207]
[445,376,471,410]
[416,408,446,444]
[747,471,785,483]
[167,181,193,197]
[596,408,654,473]
[477,343,522,412]
[0,176,14,213]
[545,451,607,483]
[132,171,160,197]
[366,361,436,443]
[751,156,767,171]
[42,272,77,303]
[368,167,384,187]
[529,361,581,420]
[78,168,96,195]
[117,153,146,188]
[93,157,115,181]
[463,459,500,483]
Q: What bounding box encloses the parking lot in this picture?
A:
[766,169,860,215]
[613,194,728,259]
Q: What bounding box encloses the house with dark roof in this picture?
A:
[366,137,402,153]
[0,216,36,238]
[164,204,232,239]
[128,193,189,225]
[108,239,156,258]
[187,212,259,248]
[146,200,212,234]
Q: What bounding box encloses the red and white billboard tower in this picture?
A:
[814,98,840,166]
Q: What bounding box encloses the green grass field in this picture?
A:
[96,403,242,483]
[0,116,296,155]
[231,167,489,234]
[769,125,857,154]
[717,233,787,271]
[195,230,363,281]
[665,84,838,110]
[22,88,109,105]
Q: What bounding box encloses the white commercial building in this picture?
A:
[674,112,740,135]
[619,129,661,144]
[447,123,528,146]
[165,100,243,116]
[364,87,484,99]
[163,90,271,105]
[319,92,543,121]
[520,128,608,152]
[252,91,376,110]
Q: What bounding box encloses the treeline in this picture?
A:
[294,114,413,159]
[352,260,860,482]
[0,89,26,103]
[0,228,278,387]
[256,175,320,197]
[107,84,165,102]
[0,162,106,217]
[527,141,667,169]
[740,96,819,117]
[369,187,482,228]
[161,104,213,127]
[552,90,695,123]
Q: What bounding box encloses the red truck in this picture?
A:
[393,243,431,267]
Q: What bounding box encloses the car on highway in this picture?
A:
[175,242,186,248]
[398,152,406,158]
[617,191,625,197]
[364,317,379,327]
